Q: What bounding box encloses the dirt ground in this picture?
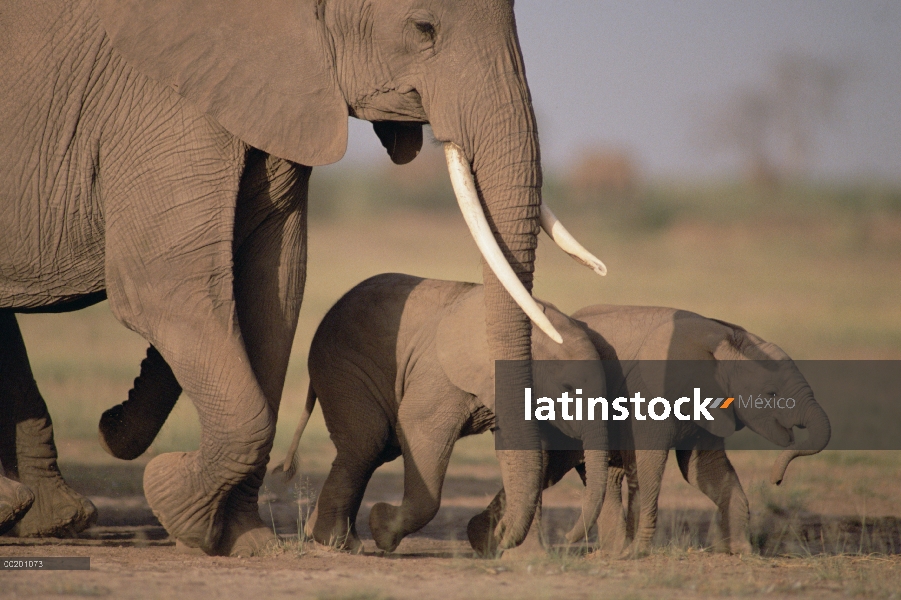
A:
[3,443,900,599]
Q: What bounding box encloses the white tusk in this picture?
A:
[445,142,563,344]
[540,204,607,276]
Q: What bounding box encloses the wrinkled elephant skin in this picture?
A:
[280,274,607,553]
[1,0,554,553]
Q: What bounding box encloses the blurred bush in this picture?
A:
[309,144,901,243]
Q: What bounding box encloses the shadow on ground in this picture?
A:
[2,462,898,556]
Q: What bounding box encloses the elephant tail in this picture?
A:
[273,383,318,482]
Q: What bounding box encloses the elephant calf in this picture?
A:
[278,273,610,553]
[470,304,830,556]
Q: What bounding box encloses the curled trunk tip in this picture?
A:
[770,404,831,485]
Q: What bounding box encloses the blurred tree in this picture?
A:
[566,147,639,207]
[705,54,847,187]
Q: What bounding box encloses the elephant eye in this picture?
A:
[414,20,436,40]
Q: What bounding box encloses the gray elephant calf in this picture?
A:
[279,273,610,553]
[471,305,830,556]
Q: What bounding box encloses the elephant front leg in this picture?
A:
[677,443,751,555]
[369,397,463,553]
[103,140,280,556]
[214,154,311,557]
[134,336,274,555]
[623,450,668,557]
[0,472,34,535]
[0,313,97,537]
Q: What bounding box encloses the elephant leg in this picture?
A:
[497,450,582,559]
[468,488,506,557]
[102,130,278,555]
[676,442,751,554]
[624,449,667,557]
[215,154,311,557]
[98,345,182,460]
[621,451,638,549]
[369,393,464,553]
[596,452,627,553]
[312,425,396,553]
[0,470,34,535]
[309,369,397,553]
[0,312,97,537]
[468,449,581,556]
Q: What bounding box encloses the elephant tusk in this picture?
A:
[539,204,607,276]
[445,142,563,344]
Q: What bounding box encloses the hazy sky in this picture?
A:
[339,1,901,181]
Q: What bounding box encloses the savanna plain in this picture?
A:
[4,173,901,599]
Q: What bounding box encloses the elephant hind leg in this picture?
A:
[312,401,393,552]
[98,345,182,460]
[623,449,667,557]
[0,313,97,537]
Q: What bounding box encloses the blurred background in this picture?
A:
[16,2,901,494]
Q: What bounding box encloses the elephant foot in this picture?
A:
[467,509,500,558]
[217,511,277,557]
[308,504,361,553]
[499,524,545,561]
[143,452,223,555]
[368,502,405,553]
[98,404,153,461]
[0,477,35,535]
[98,345,181,461]
[728,538,753,555]
[9,475,96,537]
[618,541,650,560]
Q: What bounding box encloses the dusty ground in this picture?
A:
[2,443,900,599]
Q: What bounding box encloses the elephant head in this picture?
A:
[97,0,604,548]
[437,289,608,554]
[651,314,831,485]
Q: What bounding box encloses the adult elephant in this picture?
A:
[0,0,601,555]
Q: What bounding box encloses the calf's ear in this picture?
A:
[98,0,347,166]
[436,287,494,406]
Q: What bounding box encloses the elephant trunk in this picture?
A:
[474,100,544,550]
[565,446,609,544]
[427,8,568,549]
[770,400,831,485]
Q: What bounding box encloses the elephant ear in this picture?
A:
[373,122,423,165]
[638,313,737,438]
[436,286,494,407]
[97,0,347,166]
